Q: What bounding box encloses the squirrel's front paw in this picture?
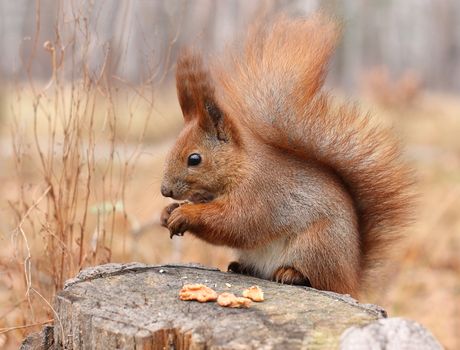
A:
[166,206,190,238]
[160,203,180,228]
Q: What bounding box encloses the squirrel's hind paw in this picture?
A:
[273,267,311,286]
[228,261,253,276]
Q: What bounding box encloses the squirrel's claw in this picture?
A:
[169,230,185,239]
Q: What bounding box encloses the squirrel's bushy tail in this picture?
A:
[213,14,413,286]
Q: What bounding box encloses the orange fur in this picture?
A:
[161,14,413,296]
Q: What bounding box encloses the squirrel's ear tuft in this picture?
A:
[176,49,241,144]
[176,49,213,122]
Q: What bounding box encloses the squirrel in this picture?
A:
[160,14,412,297]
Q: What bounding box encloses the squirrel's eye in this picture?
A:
[187,153,202,166]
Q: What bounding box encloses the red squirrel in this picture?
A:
[160,15,412,296]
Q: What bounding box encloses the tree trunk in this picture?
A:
[51,263,387,349]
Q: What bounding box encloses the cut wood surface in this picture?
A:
[53,263,386,349]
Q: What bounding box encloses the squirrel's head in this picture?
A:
[161,50,244,203]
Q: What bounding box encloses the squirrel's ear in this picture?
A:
[176,49,211,123]
[203,99,234,143]
[176,49,240,144]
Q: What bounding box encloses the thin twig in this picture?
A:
[12,186,51,303]
[0,319,53,335]
[30,287,64,343]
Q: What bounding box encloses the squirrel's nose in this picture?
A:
[161,184,173,198]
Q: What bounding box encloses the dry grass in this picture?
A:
[361,66,423,108]
[0,2,177,346]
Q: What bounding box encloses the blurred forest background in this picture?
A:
[0,0,459,349]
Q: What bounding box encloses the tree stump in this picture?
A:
[52,263,387,349]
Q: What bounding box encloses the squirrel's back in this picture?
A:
[212,14,413,286]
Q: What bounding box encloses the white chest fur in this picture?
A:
[236,237,294,279]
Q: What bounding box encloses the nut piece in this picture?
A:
[217,292,252,308]
[242,285,264,302]
[179,284,218,302]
